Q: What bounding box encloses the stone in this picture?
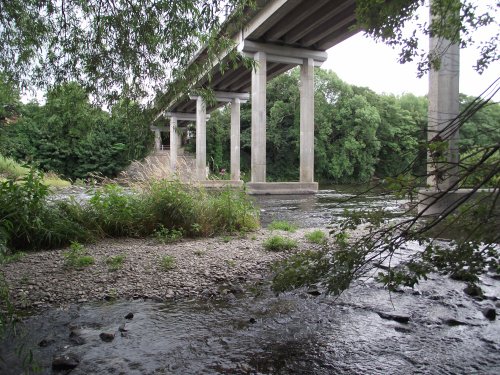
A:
[464,284,483,298]
[377,311,410,324]
[125,312,134,320]
[38,337,55,347]
[99,332,115,342]
[52,353,80,371]
[119,323,128,332]
[482,307,496,321]
[444,318,468,326]
[249,318,256,324]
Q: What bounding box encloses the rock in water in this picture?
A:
[52,353,80,371]
[99,332,115,342]
[119,323,128,332]
[482,307,497,321]
[377,311,411,324]
[125,312,134,320]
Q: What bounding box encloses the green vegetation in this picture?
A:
[160,255,175,271]
[105,255,126,271]
[153,226,184,244]
[0,171,259,254]
[305,230,327,245]
[64,242,94,269]
[0,155,70,187]
[263,236,298,252]
[268,220,297,233]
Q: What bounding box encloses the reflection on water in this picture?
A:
[1,187,499,374]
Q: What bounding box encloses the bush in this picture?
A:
[153,226,183,244]
[268,220,297,232]
[0,172,260,253]
[263,236,298,252]
[305,230,327,245]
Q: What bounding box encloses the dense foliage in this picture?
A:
[0,170,259,253]
[0,82,152,180]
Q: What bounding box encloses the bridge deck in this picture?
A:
[161,0,358,121]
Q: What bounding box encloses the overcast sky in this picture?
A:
[323,1,499,100]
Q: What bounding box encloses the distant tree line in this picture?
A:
[1,70,498,184]
[0,78,152,181]
[205,68,500,183]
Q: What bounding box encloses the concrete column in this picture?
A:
[427,4,460,191]
[170,116,178,171]
[154,129,161,151]
[195,96,207,180]
[230,98,241,181]
[300,57,315,183]
[251,51,267,182]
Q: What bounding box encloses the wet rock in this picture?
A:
[119,323,128,332]
[307,288,321,296]
[125,312,134,320]
[444,318,469,326]
[482,307,496,321]
[99,332,115,342]
[464,284,483,298]
[38,337,55,347]
[121,331,128,338]
[52,353,80,371]
[69,329,86,346]
[249,317,256,324]
[377,311,410,324]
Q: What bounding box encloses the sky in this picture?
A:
[323,1,499,100]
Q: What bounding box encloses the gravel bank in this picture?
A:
[1,228,323,310]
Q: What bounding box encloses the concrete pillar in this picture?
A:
[230,98,241,181]
[195,96,207,180]
[170,116,178,171]
[300,57,315,183]
[427,4,460,191]
[154,129,161,151]
[251,51,267,182]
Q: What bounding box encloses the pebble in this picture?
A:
[99,332,115,342]
[52,353,80,371]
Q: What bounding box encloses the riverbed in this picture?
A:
[1,187,499,374]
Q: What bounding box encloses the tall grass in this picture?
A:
[0,171,260,253]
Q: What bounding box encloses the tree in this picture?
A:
[0,0,254,104]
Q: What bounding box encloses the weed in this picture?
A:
[251,235,257,241]
[222,235,232,243]
[263,236,298,252]
[268,220,297,233]
[305,230,327,245]
[105,255,126,271]
[64,242,94,268]
[225,259,236,267]
[0,252,25,265]
[193,250,205,257]
[160,255,175,271]
[153,225,183,244]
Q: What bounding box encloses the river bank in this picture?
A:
[1,228,322,310]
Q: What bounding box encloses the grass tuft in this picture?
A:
[268,220,297,232]
[263,236,298,252]
[105,255,126,271]
[64,242,94,268]
[305,230,327,245]
[160,255,175,271]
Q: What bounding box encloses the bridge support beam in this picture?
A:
[195,96,207,180]
[251,51,267,183]
[418,1,461,215]
[231,98,241,181]
[300,57,315,183]
[170,116,178,171]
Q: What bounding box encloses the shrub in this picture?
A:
[153,225,183,244]
[105,255,126,271]
[64,242,94,268]
[305,230,327,245]
[263,236,298,252]
[268,220,297,232]
[160,255,175,271]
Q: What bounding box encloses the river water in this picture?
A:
[1,187,499,374]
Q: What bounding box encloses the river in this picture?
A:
[1,186,499,374]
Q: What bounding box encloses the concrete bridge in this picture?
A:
[152,0,460,199]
